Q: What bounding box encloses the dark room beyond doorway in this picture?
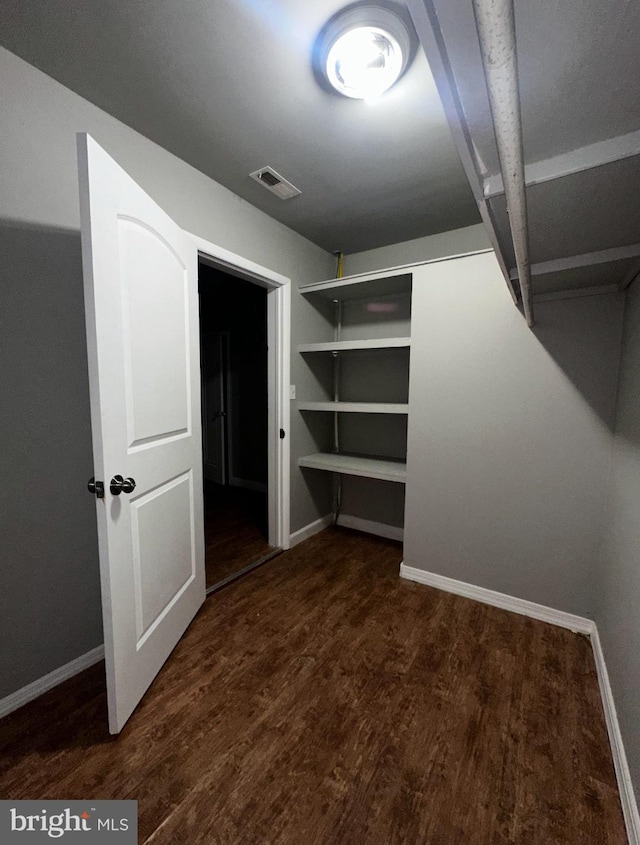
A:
[198,263,274,589]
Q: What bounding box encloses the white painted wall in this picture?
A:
[598,277,640,800]
[403,252,623,618]
[0,47,334,699]
[343,224,490,276]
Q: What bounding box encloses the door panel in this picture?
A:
[130,471,196,645]
[78,134,205,733]
[119,218,191,446]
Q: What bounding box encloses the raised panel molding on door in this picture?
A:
[78,133,205,734]
[119,217,191,449]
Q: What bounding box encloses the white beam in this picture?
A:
[405,0,518,306]
[509,243,640,280]
[472,0,534,327]
[485,130,640,199]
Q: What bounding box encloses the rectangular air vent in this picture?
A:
[249,166,301,200]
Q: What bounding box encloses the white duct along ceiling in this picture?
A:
[407,0,640,320]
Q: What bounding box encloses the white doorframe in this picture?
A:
[187,233,291,551]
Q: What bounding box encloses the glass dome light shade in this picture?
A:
[325,25,404,100]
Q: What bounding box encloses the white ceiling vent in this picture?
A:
[249,167,301,200]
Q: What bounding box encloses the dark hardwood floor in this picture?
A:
[204,482,273,587]
[0,528,626,844]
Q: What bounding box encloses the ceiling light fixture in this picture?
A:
[315,4,414,101]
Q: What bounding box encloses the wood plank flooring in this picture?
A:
[204,483,273,587]
[0,528,626,844]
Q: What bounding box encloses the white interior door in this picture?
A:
[78,134,205,734]
[202,333,227,484]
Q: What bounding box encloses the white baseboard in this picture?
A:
[591,628,640,845]
[290,514,333,548]
[0,645,105,720]
[229,476,267,494]
[399,563,594,634]
[337,514,404,542]
[290,512,404,547]
[400,563,639,842]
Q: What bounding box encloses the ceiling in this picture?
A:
[0,0,480,254]
[4,0,640,311]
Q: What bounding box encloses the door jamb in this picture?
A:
[187,232,291,550]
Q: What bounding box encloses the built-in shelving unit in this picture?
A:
[297,266,413,540]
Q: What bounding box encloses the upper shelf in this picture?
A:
[299,251,494,301]
[299,271,412,301]
[298,337,411,354]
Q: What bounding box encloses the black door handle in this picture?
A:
[87,477,105,498]
[110,475,137,495]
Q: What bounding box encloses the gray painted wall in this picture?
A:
[404,252,623,619]
[598,278,640,799]
[0,47,334,698]
[343,224,491,276]
[0,222,103,698]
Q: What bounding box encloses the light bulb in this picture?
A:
[326,26,403,100]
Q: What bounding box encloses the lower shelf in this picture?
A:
[299,452,407,484]
[298,401,409,414]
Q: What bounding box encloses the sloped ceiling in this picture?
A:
[0,0,480,254]
[4,0,638,304]
[407,0,640,312]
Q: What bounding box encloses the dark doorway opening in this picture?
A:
[198,263,274,589]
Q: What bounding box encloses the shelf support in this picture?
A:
[332,350,342,521]
[332,299,343,523]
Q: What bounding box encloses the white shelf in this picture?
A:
[298,337,411,353]
[298,250,492,299]
[299,272,412,301]
[299,453,407,484]
[298,401,409,414]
